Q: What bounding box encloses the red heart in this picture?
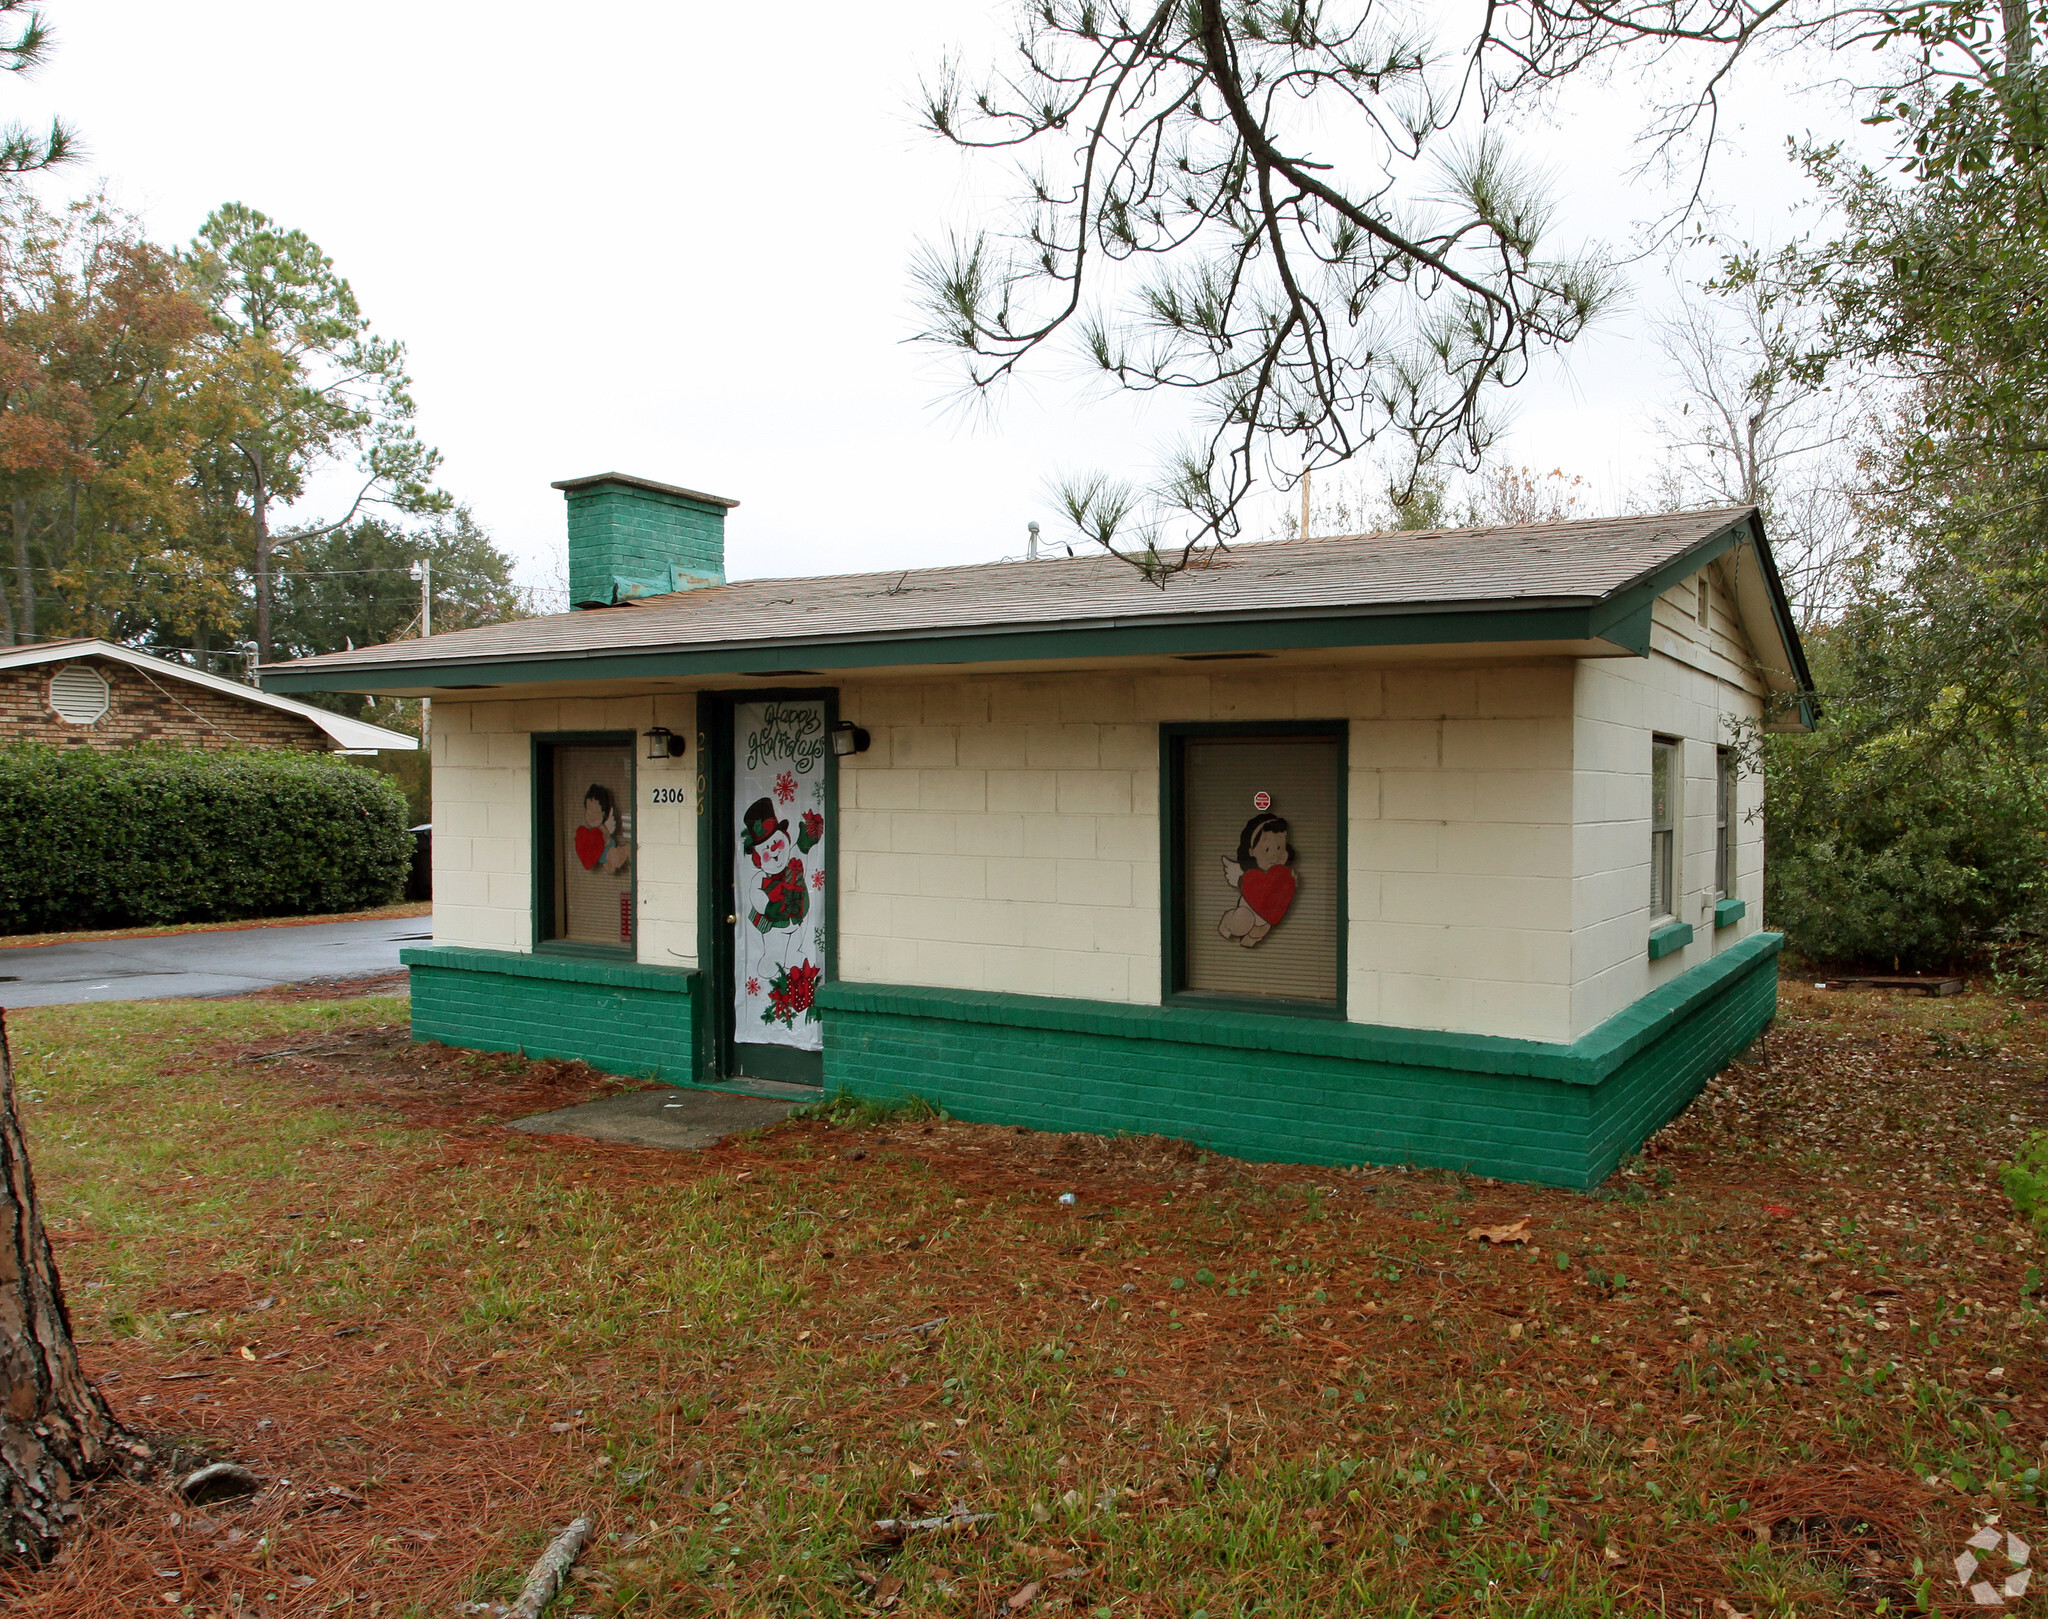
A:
[574,825,604,871]
[1239,864,1296,926]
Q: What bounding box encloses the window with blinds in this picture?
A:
[1650,735,1679,919]
[1171,729,1343,1007]
[539,739,636,951]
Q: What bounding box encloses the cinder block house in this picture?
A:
[262,473,1812,1189]
[0,638,416,753]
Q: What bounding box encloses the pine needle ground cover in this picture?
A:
[0,981,2043,1618]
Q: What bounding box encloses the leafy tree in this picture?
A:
[0,192,218,646]
[184,204,448,663]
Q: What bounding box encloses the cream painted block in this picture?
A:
[989,772,1057,813]
[438,800,491,838]
[837,889,893,937]
[919,855,987,900]
[1345,968,1380,1023]
[958,726,1029,769]
[1356,820,1439,873]
[472,837,522,875]
[850,850,921,895]
[1056,858,1133,909]
[1354,921,1567,985]
[922,683,991,726]
[557,697,610,731]
[1347,868,1383,923]
[1469,770,1572,825]
[981,947,1060,997]
[1135,675,1210,721]
[1332,667,1385,718]
[1438,821,1571,878]
[442,733,491,769]
[1024,726,1101,770]
[1054,771,1133,816]
[486,800,530,840]
[1022,815,1091,860]
[840,809,888,851]
[1380,770,1477,823]
[486,733,531,769]
[485,871,530,912]
[1380,972,1570,1044]
[1092,903,1157,958]
[1441,717,1572,772]
[891,813,959,855]
[1094,815,1156,863]
[1351,719,1440,769]
[1099,724,1156,769]
[989,680,1062,725]
[432,702,472,735]
[597,693,657,726]
[890,727,957,770]
[435,835,473,871]
[957,813,1025,859]
[987,857,1053,903]
[1054,950,1129,1001]
[1475,663,1573,718]
[1211,678,1298,720]
[954,899,1028,947]
[1058,677,1136,723]
[851,769,919,811]
[1386,667,1478,719]
[435,869,490,909]
[503,699,562,733]
[1380,872,1570,932]
[914,938,986,991]
[916,770,987,813]
[1348,770,1382,821]
[860,684,923,726]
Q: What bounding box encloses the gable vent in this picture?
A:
[49,663,110,725]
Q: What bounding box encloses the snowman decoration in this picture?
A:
[1218,792,1296,947]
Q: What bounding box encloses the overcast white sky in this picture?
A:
[15,2,1871,592]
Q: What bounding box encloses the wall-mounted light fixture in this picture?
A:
[643,726,687,760]
[829,721,871,757]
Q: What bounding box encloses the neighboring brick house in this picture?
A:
[261,472,1814,1189]
[0,639,416,754]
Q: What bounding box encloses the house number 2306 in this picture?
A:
[650,786,690,804]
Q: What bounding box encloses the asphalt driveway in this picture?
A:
[0,914,431,1008]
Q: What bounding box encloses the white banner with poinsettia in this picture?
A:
[731,700,828,1050]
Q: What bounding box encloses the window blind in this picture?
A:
[551,744,635,946]
[1179,735,1342,1004]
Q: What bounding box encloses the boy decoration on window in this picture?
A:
[743,796,823,933]
[574,783,632,877]
[1219,810,1295,947]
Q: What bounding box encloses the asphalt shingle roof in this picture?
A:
[262,506,1757,678]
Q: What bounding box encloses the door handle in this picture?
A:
[726,914,737,924]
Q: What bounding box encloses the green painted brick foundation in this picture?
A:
[818,933,1784,1190]
[402,946,700,1082]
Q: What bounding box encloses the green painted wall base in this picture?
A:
[402,946,700,1082]
[818,934,1784,1190]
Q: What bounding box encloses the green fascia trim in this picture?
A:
[401,944,699,995]
[1714,898,1747,929]
[819,932,1782,1090]
[260,602,1637,695]
[1648,921,1694,960]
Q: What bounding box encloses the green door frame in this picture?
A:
[696,688,840,1086]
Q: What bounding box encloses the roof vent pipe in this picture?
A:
[1027,520,1041,561]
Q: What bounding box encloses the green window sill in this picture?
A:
[1714,898,1746,929]
[1648,920,1694,961]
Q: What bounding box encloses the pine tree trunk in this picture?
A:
[251,453,271,667]
[0,1010,141,1562]
[10,500,32,646]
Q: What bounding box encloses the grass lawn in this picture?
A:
[0,980,2042,1618]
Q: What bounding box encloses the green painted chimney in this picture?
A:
[553,472,739,608]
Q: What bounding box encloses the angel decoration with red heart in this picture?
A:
[1219,809,1295,947]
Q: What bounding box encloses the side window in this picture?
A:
[537,737,636,952]
[1650,735,1679,920]
[1716,746,1737,900]
[1169,728,1343,1008]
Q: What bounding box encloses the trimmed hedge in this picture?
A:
[0,745,413,932]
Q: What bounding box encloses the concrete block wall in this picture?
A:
[837,659,1579,1044]
[1571,564,1766,1038]
[428,692,697,962]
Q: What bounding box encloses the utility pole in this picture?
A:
[414,559,432,746]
